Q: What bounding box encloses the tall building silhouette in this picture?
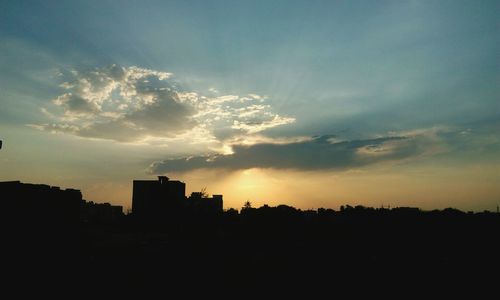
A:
[132,176,223,222]
[132,176,186,221]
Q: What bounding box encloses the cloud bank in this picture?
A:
[148,127,457,173]
[32,65,295,144]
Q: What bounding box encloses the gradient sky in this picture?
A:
[1,0,499,211]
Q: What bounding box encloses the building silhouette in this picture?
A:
[132,176,223,222]
[81,200,123,223]
[0,180,81,226]
[188,192,223,215]
[132,176,186,221]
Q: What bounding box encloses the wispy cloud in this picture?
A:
[31,65,295,144]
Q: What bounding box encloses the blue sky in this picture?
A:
[1,0,499,210]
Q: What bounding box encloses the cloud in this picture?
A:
[231,114,296,134]
[33,65,295,144]
[148,127,470,173]
[53,93,100,116]
[148,135,409,173]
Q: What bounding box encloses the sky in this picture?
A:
[1,0,499,211]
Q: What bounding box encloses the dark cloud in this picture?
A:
[77,89,197,142]
[53,93,99,115]
[148,135,417,173]
[123,89,196,135]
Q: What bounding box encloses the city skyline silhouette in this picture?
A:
[1,176,499,295]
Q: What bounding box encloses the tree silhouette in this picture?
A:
[243,201,252,210]
[200,187,209,198]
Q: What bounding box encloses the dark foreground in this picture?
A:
[6,206,499,296]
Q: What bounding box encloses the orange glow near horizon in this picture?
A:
[182,162,500,211]
[80,162,499,212]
